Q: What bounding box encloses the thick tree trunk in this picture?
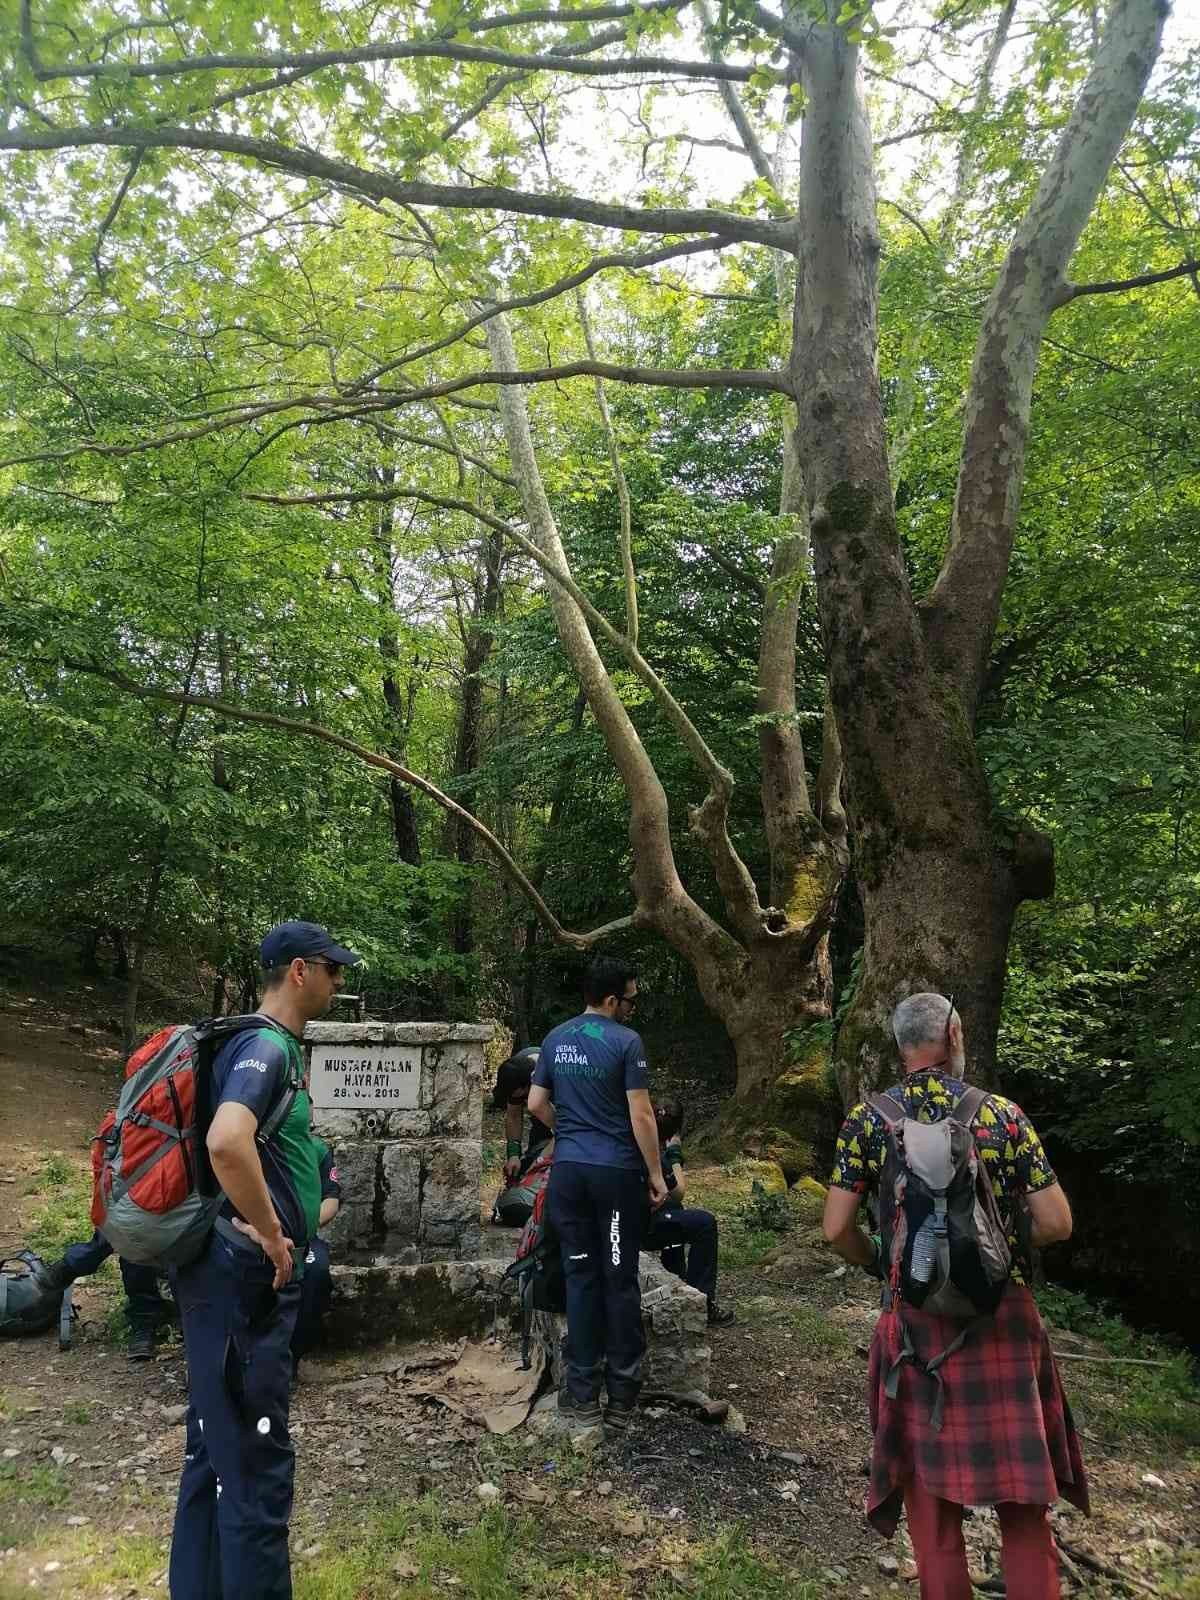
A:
[836,843,1029,1106]
[791,0,1162,1102]
[719,942,833,1101]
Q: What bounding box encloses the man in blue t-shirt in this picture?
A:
[169,920,361,1600]
[529,957,668,1433]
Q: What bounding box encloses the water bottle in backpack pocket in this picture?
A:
[870,1086,1013,1320]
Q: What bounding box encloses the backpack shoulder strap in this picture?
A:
[193,1015,299,1145]
[953,1085,988,1126]
[257,1076,299,1145]
[255,1022,303,1142]
[867,1091,906,1128]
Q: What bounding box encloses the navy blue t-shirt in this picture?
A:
[532,1014,649,1170]
[210,1021,322,1248]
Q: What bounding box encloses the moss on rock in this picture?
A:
[693,1046,842,1181]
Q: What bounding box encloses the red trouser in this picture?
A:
[903,1477,1060,1600]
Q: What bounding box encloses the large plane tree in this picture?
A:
[0,0,1185,1100]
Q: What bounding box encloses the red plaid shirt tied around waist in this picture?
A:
[866,1284,1089,1535]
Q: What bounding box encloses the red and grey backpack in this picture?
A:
[92,1014,298,1270]
[500,1151,563,1367]
[491,1138,554,1227]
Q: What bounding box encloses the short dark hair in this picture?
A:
[654,1097,683,1142]
[583,957,637,1008]
[261,963,292,991]
[491,1047,539,1110]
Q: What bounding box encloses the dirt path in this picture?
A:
[0,1001,122,1253]
[1,999,1198,1600]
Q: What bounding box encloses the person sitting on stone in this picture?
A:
[492,1046,553,1179]
[642,1098,734,1327]
[291,1138,342,1381]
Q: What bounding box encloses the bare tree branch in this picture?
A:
[374,423,517,489]
[1053,258,1200,305]
[698,0,776,190]
[953,0,1016,198]
[444,71,529,140]
[437,5,691,140]
[18,19,758,87]
[247,482,515,533]
[0,122,793,250]
[349,235,735,393]
[879,196,937,250]
[91,149,143,289]
[486,310,756,967]
[0,123,795,249]
[60,658,633,952]
[0,357,788,471]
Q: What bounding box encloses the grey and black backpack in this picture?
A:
[871,1086,1014,1427]
[0,1251,63,1340]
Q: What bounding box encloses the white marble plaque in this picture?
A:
[308,1043,421,1108]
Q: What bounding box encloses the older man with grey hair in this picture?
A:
[822,992,1087,1600]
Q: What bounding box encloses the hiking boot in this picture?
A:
[706,1298,735,1326]
[557,1393,602,1428]
[603,1399,636,1436]
[127,1325,157,1362]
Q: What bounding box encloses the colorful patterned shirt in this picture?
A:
[829,1069,1057,1285]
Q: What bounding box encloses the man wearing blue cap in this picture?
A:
[169,921,361,1600]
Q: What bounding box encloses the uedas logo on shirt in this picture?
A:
[234,1057,271,1074]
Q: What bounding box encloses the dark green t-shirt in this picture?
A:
[212,1022,322,1245]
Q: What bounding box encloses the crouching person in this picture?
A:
[492,1046,552,1178]
[169,921,360,1600]
[822,992,1088,1600]
[643,1099,734,1326]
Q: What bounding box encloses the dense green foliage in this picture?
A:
[0,1,1197,1237]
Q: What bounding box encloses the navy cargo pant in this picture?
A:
[61,1230,166,1330]
[547,1160,645,1407]
[169,1231,301,1600]
[291,1236,332,1363]
[643,1202,719,1299]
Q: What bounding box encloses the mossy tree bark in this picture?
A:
[790,0,1166,1100]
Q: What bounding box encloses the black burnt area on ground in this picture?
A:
[609,1412,818,1524]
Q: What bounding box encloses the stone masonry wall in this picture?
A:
[305,1021,489,1264]
[533,1259,711,1397]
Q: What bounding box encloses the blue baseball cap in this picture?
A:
[259,921,362,969]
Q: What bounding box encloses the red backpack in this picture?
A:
[501,1152,564,1367]
[92,1015,298,1269]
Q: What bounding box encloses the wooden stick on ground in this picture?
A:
[1052,1352,1170,1368]
[1056,1539,1162,1597]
